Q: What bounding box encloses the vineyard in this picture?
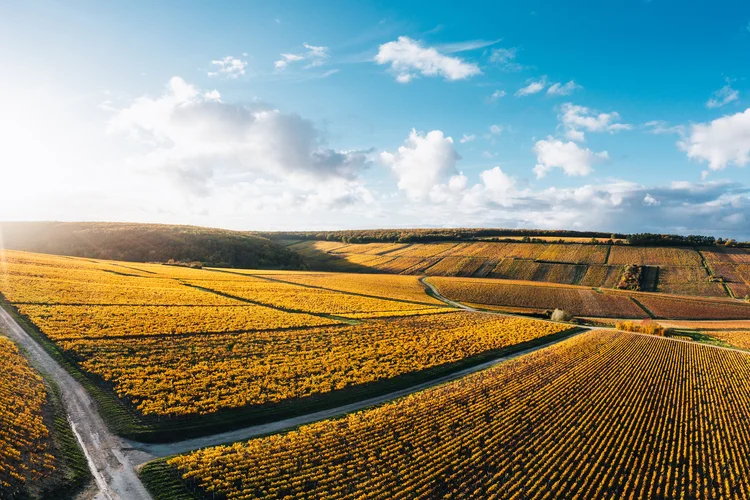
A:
[0,250,577,437]
[429,276,750,320]
[0,336,56,496]
[156,330,750,499]
[60,313,570,417]
[0,335,88,499]
[282,239,750,299]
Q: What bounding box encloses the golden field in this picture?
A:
[166,330,750,499]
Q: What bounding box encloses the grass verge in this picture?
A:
[139,461,200,500]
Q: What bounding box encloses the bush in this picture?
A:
[551,309,572,322]
[616,319,670,337]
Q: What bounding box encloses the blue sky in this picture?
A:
[1,1,750,238]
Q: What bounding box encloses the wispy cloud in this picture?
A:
[437,39,501,54]
[274,43,329,70]
[547,80,582,96]
[706,78,738,109]
[515,76,547,96]
[208,56,248,79]
[489,47,524,72]
[558,103,632,141]
[375,36,481,83]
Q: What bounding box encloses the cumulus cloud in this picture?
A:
[515,76,547,96]
[274,43,329,70]
[380,129,461,200]
[208,56,248,79]
[679,107,750,170]
[533,137,609,178]
[547,81,582,96]
[558,103,632,141]
[459,134,476,143]
[706,79,739,109]
[643,193,660,206]
[108,77,370,198]
[375,37,481,83]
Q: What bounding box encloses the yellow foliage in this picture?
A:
[167,330,750,499]
[61,312,569,417]
[0,336,56,491]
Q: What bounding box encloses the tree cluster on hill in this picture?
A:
[260,228,624,244]
[262,228,748,247]
[0,222,305,269]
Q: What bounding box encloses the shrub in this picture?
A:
[616,319,670,337]
[551,309,572,322]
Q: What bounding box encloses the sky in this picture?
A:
[1,1,750,238]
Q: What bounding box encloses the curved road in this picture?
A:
[0,306,153,500]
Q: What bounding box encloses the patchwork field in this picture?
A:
[150,330,750,499]
[0,250,575,439]
[282,240,750,298]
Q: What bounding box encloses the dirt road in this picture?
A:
[0,306,153,500]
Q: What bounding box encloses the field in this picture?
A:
[429,276,750,320]
[282,240,735,298]
[60,313,570,418]
[429,277,648,318]
[152,330,750,499]
[702,331,750,350]
[0,250,576,439]
[0,335,88,498]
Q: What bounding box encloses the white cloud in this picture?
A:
[558,103,632,141]
[489,124,503,135]
[644,120,685,136]
[208,56,247,79]
[489,89,506,101]
[480,167,517,200]
[515,76,547,96]
[643,193,660,206]
[706,79,738,109]
[375,36,481,83]
[489,47,523,72]
[380,129,461,200]
[274,43,329,70]
[108,77,371,196]
[679,107,750,170]
[533,137,609,178]
[459,134,476,143]
[547,80,582,96]
[437,39,501,53]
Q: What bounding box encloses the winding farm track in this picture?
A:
[0,305,153,500]
[3,272,750,499]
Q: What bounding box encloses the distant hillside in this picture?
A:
[0,222,304,269]
[261,228,744,247]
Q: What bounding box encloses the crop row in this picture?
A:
[163,330,750,500]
